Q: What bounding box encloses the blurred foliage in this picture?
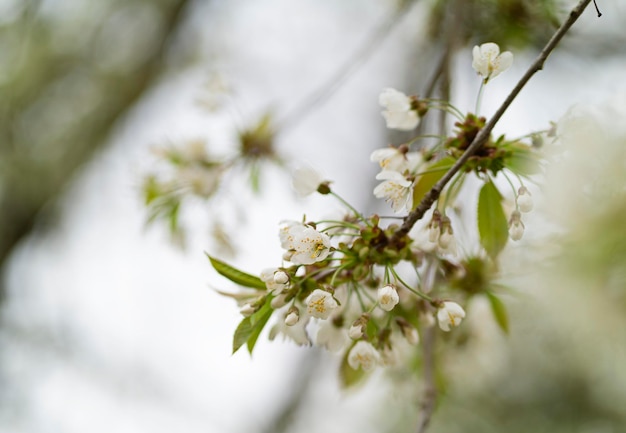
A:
[429,0,560,48]
[0,0,189,300]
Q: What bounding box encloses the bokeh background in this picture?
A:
[1,0,626,432]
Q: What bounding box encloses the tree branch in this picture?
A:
[391,0,595,243]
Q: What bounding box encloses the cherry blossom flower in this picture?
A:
[279,222,332,265]
[377,284,400,311]
[373,170,413,213]
[292,166,325,196]
[437,301,466,331]
[472,42,513,83]
[348,341,381,371]
[269,315,310,346]
[315,320,349,352]
[305,289,339,319]
[379,88,420,131]
[370,146,423,174]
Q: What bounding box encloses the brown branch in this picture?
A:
[391,0,595,244]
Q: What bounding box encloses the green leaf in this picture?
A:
[412,157,455,208]
[207,255,266,290]
[486,292,509,334]
[477,181,509,260]
[246,301,273,353]
[232,316,253,354]
[232,299,274,354]
[338,344,367,389]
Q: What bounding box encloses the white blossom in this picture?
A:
[279,222,331,265]
[348,341,381,371]
[377,284,400,311]
[379,88,419,131]
[370,147,423,174]
[292,166,325,196]
[472,42,513,83]
[437,301,466,331]
[517,187,533,213]
[269,315,310,346]
[305,289,339,319]
[373,170,413,212]
[315,321,349,352]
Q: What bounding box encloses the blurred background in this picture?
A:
[1,0,626,432]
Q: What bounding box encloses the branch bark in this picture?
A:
[391,0,595,244]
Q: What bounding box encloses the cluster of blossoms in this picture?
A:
[211,42,546,382]
[227,213,469,374]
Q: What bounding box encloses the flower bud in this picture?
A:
[285,307,300,326]
[240,303,256,317]
[270,293,289,309]
[427,210,442,243]
[377,284,400,311]
[273,270,289,285]
[509,210,525,241]
[516,187,533,213]
[395,317,419,345]
[349,314,369,340]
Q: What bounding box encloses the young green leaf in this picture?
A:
[486,291,509,334]
[232,316,253,354]
[477,181,509,259]
[412,157,455,208]
[207,255,266,290]
[246,300,273,353]
[232,299,274,354]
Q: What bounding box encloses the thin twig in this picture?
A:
[391,0,595,244]
[275,0,419,133]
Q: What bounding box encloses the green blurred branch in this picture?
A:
[0,0,191,304]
